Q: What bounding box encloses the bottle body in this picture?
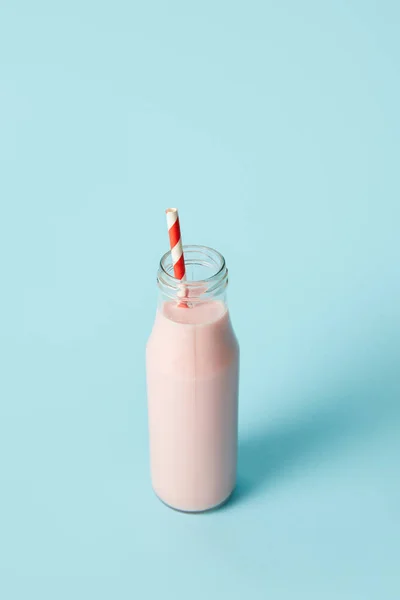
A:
[146,247,239,512]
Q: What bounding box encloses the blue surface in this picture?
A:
[1,1,399,598]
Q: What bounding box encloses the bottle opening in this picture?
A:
[158,245,228,301]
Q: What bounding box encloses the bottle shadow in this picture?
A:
[229,354,400,507]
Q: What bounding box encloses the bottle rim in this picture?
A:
[157,245,228,300]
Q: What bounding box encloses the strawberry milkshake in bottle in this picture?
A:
[146,209,239,512]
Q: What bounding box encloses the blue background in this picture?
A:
[1,1,399,598]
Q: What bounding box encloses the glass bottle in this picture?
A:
[146,245,239,512]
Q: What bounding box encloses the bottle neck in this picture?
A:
[157,245,228,305]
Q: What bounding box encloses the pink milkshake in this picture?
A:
[146,245,239,512]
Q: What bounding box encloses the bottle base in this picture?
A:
[153,487,236,514]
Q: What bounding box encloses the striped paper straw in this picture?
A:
[165,208,186,280]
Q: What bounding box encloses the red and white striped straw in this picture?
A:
[165,208,186,280]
